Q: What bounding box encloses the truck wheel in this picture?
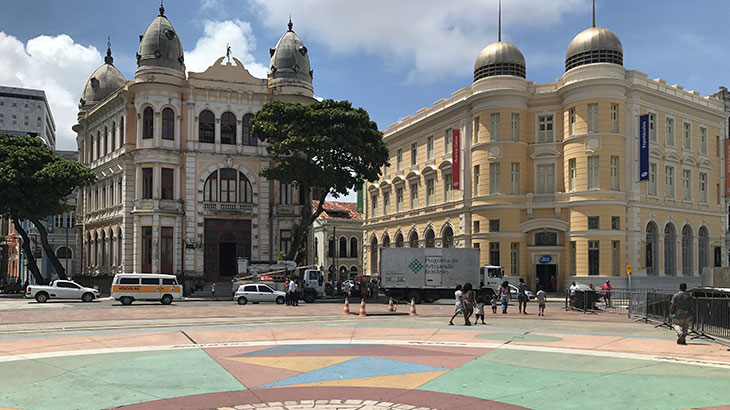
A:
[237,297,248,305]
[304,293,316,303]
[160,294,173,305]
[35,292,49,303]
[81,292,94,302]
[407,291,422,305]
[423,296,435,304]
[120,297,133,306]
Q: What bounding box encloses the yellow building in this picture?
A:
[363,21,726,291]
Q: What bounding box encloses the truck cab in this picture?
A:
[480,265,505,296]
[303,269,325,300]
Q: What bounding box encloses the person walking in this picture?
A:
[475,295,486,324]
[211,282,216,301]
[448,284,463,326]
[498,281,510,314]
[288,279,297,306]
[491,294,498,314]
[517,278,528,314]
[602,280,613,308]
[293,281,300,306]
[463,283,476,326]
[670,283,693,345]
[284,278,291,305]
[536,289,547,316]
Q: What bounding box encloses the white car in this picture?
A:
[26,280,100,303]
[234,283,286,305]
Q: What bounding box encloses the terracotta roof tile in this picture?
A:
[312,200,362,221]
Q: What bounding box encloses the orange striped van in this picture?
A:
[111,274,182,305]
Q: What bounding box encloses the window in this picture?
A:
[510,242,519,275]
[199,110,215,143]
[383,162,389,178]
[142,168,153,199]
[410,182,418,209]
[489,163,500,194]
[160,227,173,274]
[489,219,500,232]
[489,242,500,266]
[111,121,116,151]
[698,227,709,274]
[242,114,255,146]
[665,118,674,146]
[611,216,620,230]
[473,221,480,233]
[280,230,292,255]
[220,169,237,202]
[648,113,656,142]
[410,142,417,166]
[568,159,577,191]
[682,169,691,200]
[536,164,555,194]
[444,128,452,154]
[534,232,557,246]
[142,226,152,273]
[612,241,620,277]
[568,107,576,135]
[571,241,577,275]
[327,237,335,257]
[371,194,377,217]
[350,237,358,257]
[442,227,454,248]
[473,117,480,143]
[119,277,139,285]
[396,187,403,212]
[396,148,403,171]
[611,103,619,133]
[648,163,657,196]
[103,126,108,155]
[240,174,252,203]
[699,172,708,203]
[339,237,347,257]
[587,103,598,133]
[409,231,419,248]
[646,222,657,276]
[537,115,553,143]
[681,225,693,276]
[610,156,619,190]
[383,191,390,215]
[204,172,217,201]
[425,229,435,248]
[161,108,174,140]
[221,112,236,144]
[426,136,434,160]
[587,156,599,189]
[588,216,599,230]
[511,113,519,141]
[119,116,125,148]
[443,173,453,201]
[699,127,707,154]
[426,178,435,206]
[510,163,519,195]
[665,166,675,198]
[96,131,100,158]
[490,113,500,141]
[683,122,691,150]
[664,224,676,276]
[588,241,599,275]
[280,182,292,204]
[142,107,154,139]
[161,168,174,200]
[473,165,480,196]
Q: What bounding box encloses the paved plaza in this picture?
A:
[0,300,728,410]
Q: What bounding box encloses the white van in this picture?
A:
[111,273,182,305]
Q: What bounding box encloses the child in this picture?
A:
[536,289,547,316]
[475,295,486,324]
[491,294,498,314]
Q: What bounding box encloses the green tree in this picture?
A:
[251,99,388,263]
[0,134,96,284]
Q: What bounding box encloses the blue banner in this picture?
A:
[639,115,649,181]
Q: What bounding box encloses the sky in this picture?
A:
[1,0,728,202]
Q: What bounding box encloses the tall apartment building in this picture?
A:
[0,86,56,148]
[363,19,727,291]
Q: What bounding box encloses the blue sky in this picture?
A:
[1,0,728,200]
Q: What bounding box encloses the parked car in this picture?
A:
[234,283,286,305]
[26,280,100,303]
[508,284,536,301]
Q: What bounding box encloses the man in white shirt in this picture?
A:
[448,284,464,326]
[569,281,579,295]
[536,289,547,316]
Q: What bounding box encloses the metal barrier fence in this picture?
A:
[693,297,730,340]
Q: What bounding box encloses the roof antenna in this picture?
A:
[288,15,293,31]
[159,0,165,16]
[105,36,113,64]
[592,0,595,27]
[498,0,502,41]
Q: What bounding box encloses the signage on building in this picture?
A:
[539,255,552,264]
[639,114,649,181]
[725,140,730,196]
[452,129,460,189]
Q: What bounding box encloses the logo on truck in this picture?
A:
[408,259,423,274]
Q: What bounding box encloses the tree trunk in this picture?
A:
[12,219,47,285]
[287,185,328,264]
[29,217,68,280]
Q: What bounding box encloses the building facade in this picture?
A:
[0,86,56,148]
[363,22,727,291]
[308,201,363,282]
[74,6,316,287]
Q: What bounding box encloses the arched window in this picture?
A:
[204,168,252,203]
[350,266,358,275]
[221,112,236,144]
[96,131,101,158]
[395,233,404,248]
[681,225,693,276]
[339,237,347,257]
[239,173,252,203]
[117,228,123,267]
[219,168,237,202]
[93,232,98,266]
[86,233,92,267]
[109,230,114,268]
[382,234,390,248]
[698,227,709,274]
[350,237,358,257]
[370,237,378,275]
[204,172,217,201]
[142,107,154,139]
[100,230,106,267]
[161,107,175,140]
[442,226,454,248]
[56,246,72,259]
[328,236,335,257]
[103,126,108,156]
[242,114,255,146]
[646,222,657,276]
[111,121,116,151]
[425,228,435,248]
[409,231,419,248]
[664,224,676,276]
[199,110,214,143]
[119,116,124,149]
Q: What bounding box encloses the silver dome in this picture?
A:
[473,41,526,81]
[79,48,126,109]
[565,27,623,71]
[136,5,185,71]
[268,20,313,84]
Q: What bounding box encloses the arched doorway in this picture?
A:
[370,237,378,275]
[425,228,435,248]
[681,225,693,276]
[646,222,657,276]
[664,223,676,276]
[442,226,454,248]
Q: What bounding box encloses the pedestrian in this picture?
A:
[498,281,510,314]
[294,280,300,306]
[517,278,528,314]
[670,283,693,345]
[602,280,613,307]
[448,284,463,326]
[491,293,498,314]
[550,275,557,292]
[284,278,291,305]
[475,295,486,324]
[569,281,579,295]
[463,282,475,326]
[288,279,296,306]
[536,288,547,316]
[211,282,216,301]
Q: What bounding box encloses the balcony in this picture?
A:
[132,199,184,215]
[532,194,555,204]
[203,201,254,217]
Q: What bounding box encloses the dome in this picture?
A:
[79,46,126,109]
[565,26,623,72]
[473,41,526,82]
[268,19,313,86]
[136,4,184,72]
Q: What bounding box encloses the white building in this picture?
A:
[0,85,56,148]
[308,201,363,282]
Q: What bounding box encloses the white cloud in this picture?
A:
[0,32,101,150]
[185,19,268,78]
[252,0,587,83]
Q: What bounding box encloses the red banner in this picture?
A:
[452,129,460,190]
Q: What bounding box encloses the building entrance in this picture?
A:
[204,219,251,282]
[536,264,557,292]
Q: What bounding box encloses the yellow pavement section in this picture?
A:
[224,356,357,373]
[276,370,449,389]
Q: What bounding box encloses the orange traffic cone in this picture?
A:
[409,298,417,316]
[359,298,367,317]
[387,297,396,312]
[343,297,350,315]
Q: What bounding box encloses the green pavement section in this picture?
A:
[0,349,244,410]
[475,332,562,343]
[420,348,730,410]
